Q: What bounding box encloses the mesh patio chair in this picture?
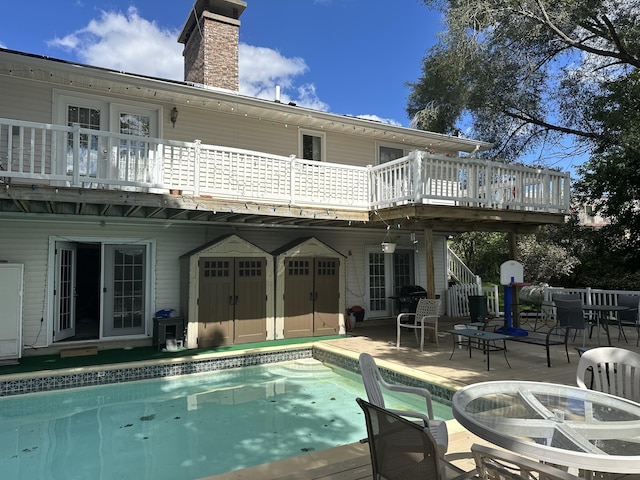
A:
[612,295,640,344]
[472,443,581,480]
[358,352,448,456]
[576,346,640,402]
[553,297,589,348]
[397,297,441,350]
[356,397,474,480]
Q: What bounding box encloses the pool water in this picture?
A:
[0,359,452,480]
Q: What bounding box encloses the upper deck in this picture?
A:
[0,117,569,231]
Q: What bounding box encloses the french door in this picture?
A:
[54,242,77,341]
[366,246,417,318]
[103,245,146,337]
[53,240,149,341]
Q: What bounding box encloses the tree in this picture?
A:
[574,70,640,248]
[450,229,579,286]
[449,232,509,284]
[517,227,579,285]
[408,0,640,161]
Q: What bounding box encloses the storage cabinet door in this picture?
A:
[233,258,267,344]
[313,258,340,335]
[198,258,234,347]
[283,258,314,338]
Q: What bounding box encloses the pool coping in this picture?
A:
[0,341,461,403]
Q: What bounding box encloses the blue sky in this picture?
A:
[0,0,441,128]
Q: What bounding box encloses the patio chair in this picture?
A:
[553,297,589,347]
[576,346,640,402]
[356,397,473,480]
[397,297,440,351]
[471,443,581,480]
[612,294,640,344]
[358,352,448,456]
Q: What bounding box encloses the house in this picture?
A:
[0,0,569,360]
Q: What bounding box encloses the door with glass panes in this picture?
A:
[366,247,417,317]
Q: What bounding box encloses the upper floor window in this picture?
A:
[300,130,325,162]
[379,145,406,164]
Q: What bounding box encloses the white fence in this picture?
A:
[1,117,570,214]
[447,283,640,321]
[447,284,501,318]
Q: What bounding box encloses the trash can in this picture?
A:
[468,295,488,323]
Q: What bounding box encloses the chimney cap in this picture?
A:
[179,0,247,44]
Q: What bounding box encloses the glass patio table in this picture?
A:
[452,380,640,475]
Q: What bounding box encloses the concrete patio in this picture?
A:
[203,316,640,480]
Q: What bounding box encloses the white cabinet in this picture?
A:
[0,263,23,362]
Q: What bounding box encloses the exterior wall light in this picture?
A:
[170,106,178,128]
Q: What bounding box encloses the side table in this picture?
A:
[447,329,512,370]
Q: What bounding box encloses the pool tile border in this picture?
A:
[0,347,313,397]
[312,347,455,406]
[0,345,455,406]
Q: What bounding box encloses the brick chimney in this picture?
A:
[178,0,247,91]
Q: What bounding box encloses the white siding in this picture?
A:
[0,77,53,123]
[0,220,219,349]
[0,218,448,351]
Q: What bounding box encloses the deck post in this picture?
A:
[424,226,436,299]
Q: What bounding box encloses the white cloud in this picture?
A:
[356,114,401,126]
[45,8,330,111]
[48,7,183,81]
[238,44,328,110]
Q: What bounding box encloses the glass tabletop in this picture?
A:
[452,381,640,473]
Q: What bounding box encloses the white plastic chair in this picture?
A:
[358,352,448,456]
[397,298,440,351]
[472,443,581,480]
[576,346,640,402]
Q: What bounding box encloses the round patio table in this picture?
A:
[452,380,640,475]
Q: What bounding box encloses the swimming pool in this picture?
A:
[0,358,452,480]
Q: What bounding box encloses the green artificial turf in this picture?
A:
[0,335,342,376]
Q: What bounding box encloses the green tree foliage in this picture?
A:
[451,221,638,290]
[517,227,579,285]
[408,0,640,161]
[574,70,640,250]
[449,232,510,284]
[415,0,640,288]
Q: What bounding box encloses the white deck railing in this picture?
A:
[0,118,570,214]
[370,151,569,213]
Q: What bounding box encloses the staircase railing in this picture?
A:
[448,246,478,285]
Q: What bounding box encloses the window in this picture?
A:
[379,145,406,164]
[300,130,325,161]
[55,92,161,182]
[66,105,102,176]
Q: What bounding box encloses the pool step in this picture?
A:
[60,346,98,358]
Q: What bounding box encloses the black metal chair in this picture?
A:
[613,294,640,344]
[553,296,590,348]
[356,397,474,480]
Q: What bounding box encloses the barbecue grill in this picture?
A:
[396,285,428,314]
